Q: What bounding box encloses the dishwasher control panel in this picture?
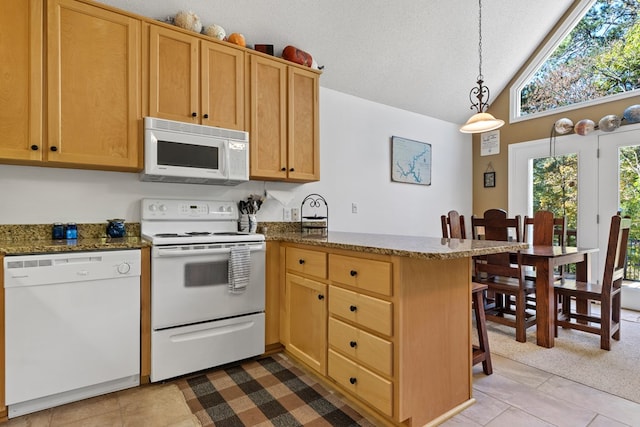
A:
[4,250,141,287]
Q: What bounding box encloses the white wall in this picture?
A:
[0,88,471,237]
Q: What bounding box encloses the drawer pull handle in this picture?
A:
[192,112,197,117]
[31,145,39,151]
[349,305,357,312]
[350,270,357,277]
[349,340,357,348]
[349,377,357,385]
[318,294,325,300]
[203,113,209,119]
[299,259,305,264]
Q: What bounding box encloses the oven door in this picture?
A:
[150,242,265,330]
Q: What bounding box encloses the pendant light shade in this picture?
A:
[459,0,504,134]
[460,112,504,133]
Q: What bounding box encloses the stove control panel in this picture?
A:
[142,199,237,221]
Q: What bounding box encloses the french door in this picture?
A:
[599,124,640,309]
[509,123,640,309]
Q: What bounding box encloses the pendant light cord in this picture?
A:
[477,0,483,82]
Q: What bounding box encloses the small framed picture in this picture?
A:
[484,171,496,188]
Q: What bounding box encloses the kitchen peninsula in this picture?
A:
[266,230,527,427]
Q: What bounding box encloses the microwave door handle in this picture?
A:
[220,143,228,177]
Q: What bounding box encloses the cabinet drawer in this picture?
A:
[328,317,392,376]
[286,247,327,279]
[328,349,392,416]
[329,286,392,336]
[329,254,392,296]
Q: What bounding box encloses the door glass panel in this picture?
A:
[618,145,640,283]
[532,154,578,246]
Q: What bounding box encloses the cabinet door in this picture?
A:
[200,40,244,130]
[0,0,43,162]
[286,273,327,375]
[287,67,320,182]
[248,54,287,180]
[147,24,199,123]
[47,0,141,170]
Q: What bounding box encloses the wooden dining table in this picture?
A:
[518,245,599,348]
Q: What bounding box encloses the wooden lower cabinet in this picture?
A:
[281,244,474,427]
[285,272,327,375]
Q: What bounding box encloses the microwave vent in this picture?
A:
[144,117,248,143]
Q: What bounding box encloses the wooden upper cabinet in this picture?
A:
[47,0,141,171]
[248,53,320,182]
[248,54,288,180]
[288,66,320,182]
[200,40,245,130]
[0,0,43,163]
[147,24,199,123]
[147,24,245,130]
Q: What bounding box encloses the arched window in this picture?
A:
[510,0,640,123]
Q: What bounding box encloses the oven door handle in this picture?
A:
[154,244,264,257]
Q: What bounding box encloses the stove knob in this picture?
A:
[219,206,226,212]
[117,262,131,274]
[148,204,157,212]
[159,204,167,212]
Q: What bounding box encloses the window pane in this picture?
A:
[520,0,640,116]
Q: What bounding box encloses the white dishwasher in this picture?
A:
[4,249,141,418]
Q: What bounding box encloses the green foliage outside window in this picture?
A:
[521,0,640,115]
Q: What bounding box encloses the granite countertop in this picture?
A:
[0,223,149,256]
[266,231,528,260]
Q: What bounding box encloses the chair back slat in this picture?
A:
[441,210,466,239]
[601,215,631,299]
[523,212,567,246]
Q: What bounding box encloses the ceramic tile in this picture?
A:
[4,409,52,427]
[440,413,484,426]
[587,414,631,427]
[485,407,556,427]
[538,376,640,426]
[463,388,510,425]
[473,372,597,426]
[487,354,554,388]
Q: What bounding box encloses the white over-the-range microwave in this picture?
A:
[140,117,249,185]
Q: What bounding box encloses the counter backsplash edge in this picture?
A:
[0,223,141,241]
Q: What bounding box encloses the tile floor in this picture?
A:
[4,353,640,426]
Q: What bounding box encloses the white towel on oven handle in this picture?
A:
[228,245,251,293]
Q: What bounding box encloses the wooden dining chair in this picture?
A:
[554,214,631,350]
[441,210,466,239]
[475,250,537,342]
[471,209,522,242]
[523,213,567,246]
[441,210,492,373]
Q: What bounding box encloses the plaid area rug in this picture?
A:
[176,353,376,427]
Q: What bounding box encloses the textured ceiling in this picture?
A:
[98,0,574,126]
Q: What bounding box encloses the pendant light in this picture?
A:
[459,0,504,134]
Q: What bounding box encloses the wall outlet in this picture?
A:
[283,208,292,221]
[291,207,300,222]
[352,203,358,214]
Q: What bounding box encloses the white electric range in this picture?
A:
[141,198,266,382]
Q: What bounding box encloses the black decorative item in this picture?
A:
[300,194,328,235]
[484,171,496,188]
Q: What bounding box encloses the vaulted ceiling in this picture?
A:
[99,0,575,126]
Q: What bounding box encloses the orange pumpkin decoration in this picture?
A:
[227,33,246,47]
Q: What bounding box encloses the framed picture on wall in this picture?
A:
[484,171,496,188]
[391,136,431,185]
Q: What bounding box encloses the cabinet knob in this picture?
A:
[350,270,358,277]
[203,113,209,119]
[289,168,295,172]
[30,145,39,151]
[349,305,357,312]
[349,340,357,348]
[281,167,286,171]
[318,294,325,300]
[299,259,305,264]
[349,377,357,385]
[191,112,197,117]
[50,146,58,152]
